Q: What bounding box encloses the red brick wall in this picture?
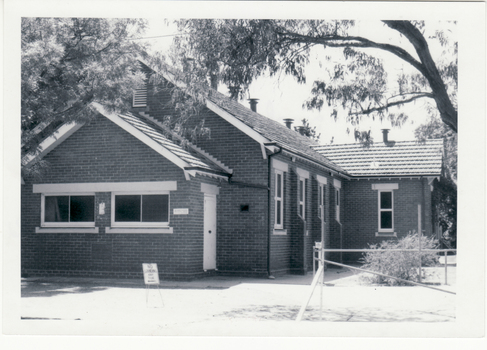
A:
[341,178,434,262]
[145,87,271,276]
[21,114,219,279]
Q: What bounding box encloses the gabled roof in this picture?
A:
[93,104,231,180]
[205,89,346,173]
[141,60,347,175]
[22,103,231,181]
[313,140,443,177]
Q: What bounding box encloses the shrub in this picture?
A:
[360,232,439,286]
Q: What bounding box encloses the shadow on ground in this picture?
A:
[219,304,455,322]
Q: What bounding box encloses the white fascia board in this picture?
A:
[33,181,177,193]
[296,167,310,179]
[372,183,399,190]
[22,122,84,166]
[316,174,328,184]
[205,100,272,159]
[92,103,189,171]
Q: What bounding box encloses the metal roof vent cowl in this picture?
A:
[248,98,259,112]
[382,129,390,143]
[283,118,294,129]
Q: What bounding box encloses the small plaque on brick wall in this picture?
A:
[173,208,189,215]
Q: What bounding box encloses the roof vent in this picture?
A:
[248,98,259,112]
[382,129,390,143]
[295,126,306,135]
[283,118,294,129]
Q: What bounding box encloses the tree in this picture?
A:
[415,114,457,246]
[21,18,149,174]
[170,20,457,133]
[295,118,321,142]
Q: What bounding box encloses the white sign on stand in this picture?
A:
[142,263,160,285]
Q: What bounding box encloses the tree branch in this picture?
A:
[349,92,434,116]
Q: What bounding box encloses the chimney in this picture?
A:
[283,118,294,129]
[248,98,259,112]
[382,129,390,143]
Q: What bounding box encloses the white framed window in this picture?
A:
[333,179,341,222]
[111,192,170,227]
[274,170,284,229]
[41,193,95,227]
[378,190,394,232]
[335,188,340,222]
[318,183,325,219]
[298,177,306,219]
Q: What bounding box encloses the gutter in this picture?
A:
[265,143,351,180]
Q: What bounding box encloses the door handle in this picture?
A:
[209,230,212,234]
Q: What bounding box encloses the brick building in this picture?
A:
[21,63,443,280]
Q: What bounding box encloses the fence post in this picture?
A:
[418,204,422,283]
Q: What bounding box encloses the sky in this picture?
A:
[139,19,444,144]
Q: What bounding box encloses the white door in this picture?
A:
[203,194,217,270]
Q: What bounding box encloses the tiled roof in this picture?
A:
[313,140,443,177]
[205,89,345,173]
[116,112,229,174]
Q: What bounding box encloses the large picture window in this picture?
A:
[42,194,95,227]
[112,193,169,227]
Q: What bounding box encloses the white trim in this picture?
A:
[272,229,287,235]
[111,192,170,228]
[36,227,99,234]
[375,232,397,237]
[106,227,173,234]
[315,175,328,184]
[378,190,394,233]
[92,103,190,171]
[40,193,96,228]
[372,183,399,190]
[34,181,177,194]
[333,179,342,189]
[335,187,340,222]
[274,170,284,230]
[296,167,310,179]
[272,159,289,172]
[22,122,84,166]
[298,177,306,219]
[201,183,220,195]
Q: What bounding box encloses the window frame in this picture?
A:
[318,183,325,219]
[378,190,394,233]
[41,193,96,228]
[335,188,340,222]
[111,191,170,228]
[298,177,306,219]
[274,170,284,230]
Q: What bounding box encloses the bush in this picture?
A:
[360,232,439,286]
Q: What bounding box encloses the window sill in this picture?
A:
[375,231,397,237]
[273,229,287,235]
[36,227,99,234]
[106,227,173,234]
